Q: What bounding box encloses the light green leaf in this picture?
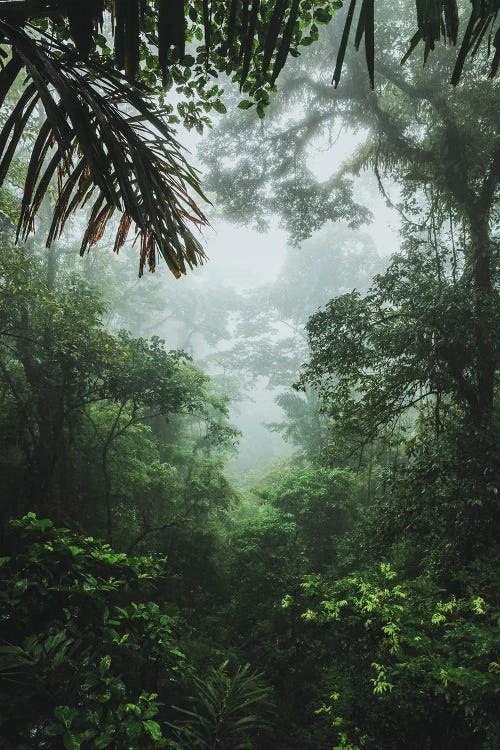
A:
[143,719,162,740]
[99,655,112,675]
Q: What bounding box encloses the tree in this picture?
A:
[202,0,500,451]
[0,241,238,538]
[301,224,499,420]
[257,464,359,571]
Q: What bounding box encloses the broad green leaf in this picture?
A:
[143,720,163,740]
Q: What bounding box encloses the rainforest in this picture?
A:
[0,2,499,749]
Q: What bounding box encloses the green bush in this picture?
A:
[0,514,185,749]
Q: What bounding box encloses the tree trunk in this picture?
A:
[469,210,496,433]
[102,442,113,545]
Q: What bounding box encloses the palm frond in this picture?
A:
[334,0,499,88]
[451,0,499,84]
[0,22,209,278]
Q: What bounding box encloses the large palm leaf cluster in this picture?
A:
[2,2,496,84]
[0,23,208,276]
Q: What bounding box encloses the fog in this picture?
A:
[94,106,400,476]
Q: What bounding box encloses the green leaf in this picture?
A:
[33,518,54,531]
[125,703,141,715]
[63,732,80,750]
[315,7,333,23]
[55,706,76,728]
[143,720,162,740]
[95,732,115,749]
[212,100,227,114]
[99,655,112,675]
[237,100,254,110]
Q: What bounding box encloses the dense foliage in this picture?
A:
[0,0,499,748]
[0,514,271,749]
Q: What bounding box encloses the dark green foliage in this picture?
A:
[0,514,184,749]
[0,515,277,750]
[345,418,499,577]
[258,465,359,571]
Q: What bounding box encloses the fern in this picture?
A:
[171,662,273,749]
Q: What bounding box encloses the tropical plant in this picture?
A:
[297,560,500,750]
[0,27,209,277]
[171,661,273,750]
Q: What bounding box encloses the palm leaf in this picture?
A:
[332,0,499,88]
[451,2,499,84]
[0,22,209,278]
[262,0,289,75]
[240,0,261,86]
[333,0,357,87]
[0,0,498,92]
[271,0,301,84]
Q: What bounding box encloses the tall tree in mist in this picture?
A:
[202,0,500,435]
